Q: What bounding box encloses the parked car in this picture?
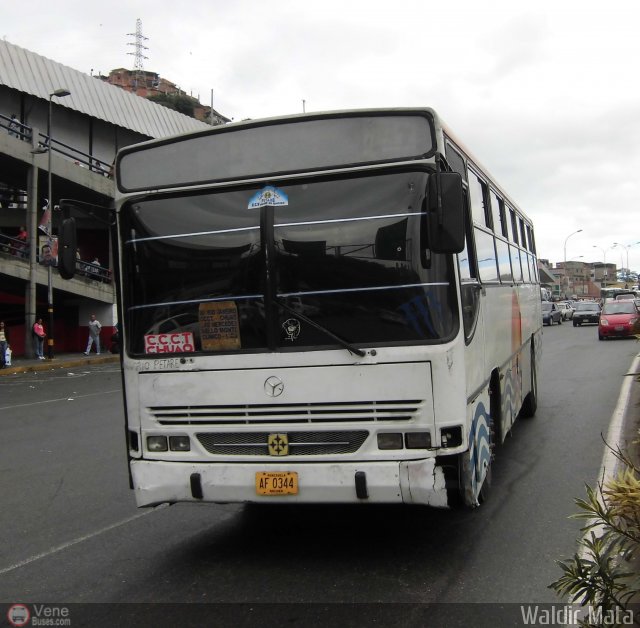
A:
[542,301,562,326]
[572,302,601,326]
[556,301,574,320]
[598,301,640,340]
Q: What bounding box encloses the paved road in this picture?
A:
[0,326,637,626]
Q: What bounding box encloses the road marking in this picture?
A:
[0,389,121,412]
[0,505,167,575]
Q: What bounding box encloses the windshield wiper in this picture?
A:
[275,298,366,357]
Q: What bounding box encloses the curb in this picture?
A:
[598,353,640,483]
[0,354,119,376]
[575,351,640,566]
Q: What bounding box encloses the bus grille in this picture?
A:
[196,430,369,456]
[150,400,423,426]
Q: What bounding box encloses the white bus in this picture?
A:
[62,108,542,508]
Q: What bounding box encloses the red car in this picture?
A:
[598,301,640,340]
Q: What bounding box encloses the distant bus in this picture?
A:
[61,108,542,508]
[601,287,638,300]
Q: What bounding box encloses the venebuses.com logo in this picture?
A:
[7,605,30,627]
[6,603,71,626]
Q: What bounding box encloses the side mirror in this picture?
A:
[425,172,465,253]
[58,217,77,280]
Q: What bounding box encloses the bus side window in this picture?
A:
[467,169,490,229]
[458,191,477,281]
[509,207,519,245]
[519,217,527,248]
[458,192,482,340]
[527,225,534,253]
[445,142,466,177]
[489,189,506,237]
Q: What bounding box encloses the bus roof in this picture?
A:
[115,106,532,226]
[116,108,444,193]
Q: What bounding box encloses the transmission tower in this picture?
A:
[127,18,149,91]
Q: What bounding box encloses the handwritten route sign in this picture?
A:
[199,301,241,350]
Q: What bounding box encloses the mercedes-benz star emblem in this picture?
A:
[264,376,284,397]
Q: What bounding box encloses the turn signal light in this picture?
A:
[440,426,463,448]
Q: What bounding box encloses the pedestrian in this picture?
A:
[8,114,20,138]
[0,321,9,368]
[15,226,28,258]
[88,256,99,276]
[110,321,120,354]
[33,318,46,359]
[89,257,103,281]
[84,313,102,355]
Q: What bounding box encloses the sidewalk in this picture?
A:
[0,352,119,375]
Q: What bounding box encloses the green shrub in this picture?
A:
[550,442,640,626]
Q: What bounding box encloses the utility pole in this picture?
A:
[127,18,149,92]
[563,229,582,298]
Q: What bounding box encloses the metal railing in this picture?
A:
[1,112,113,175]
[0,112,32,142]
[75,259,112,283]
[0,232,29,258]
[0,232,112,283]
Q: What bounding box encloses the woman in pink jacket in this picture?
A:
[33,318,46,359]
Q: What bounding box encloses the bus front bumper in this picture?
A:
[130,458,450,508]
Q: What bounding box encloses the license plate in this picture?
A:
[256,471,298,496]
[615,325,624,331]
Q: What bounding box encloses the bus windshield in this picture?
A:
[120,170,459,355]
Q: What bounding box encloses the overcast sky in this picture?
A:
[4,0,640,274]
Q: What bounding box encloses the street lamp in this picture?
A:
[46,88,71,359]
[613,241,640,283]
[563,229,582,298]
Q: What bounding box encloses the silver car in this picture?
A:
[556,301,574,320]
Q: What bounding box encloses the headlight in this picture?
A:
[169,436,191,451]
[405,432,432,449]
[147,435,168,452]
[377,433,403,450]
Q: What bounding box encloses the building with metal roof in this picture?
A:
[0,38,222,357]
[0,39,212,139]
